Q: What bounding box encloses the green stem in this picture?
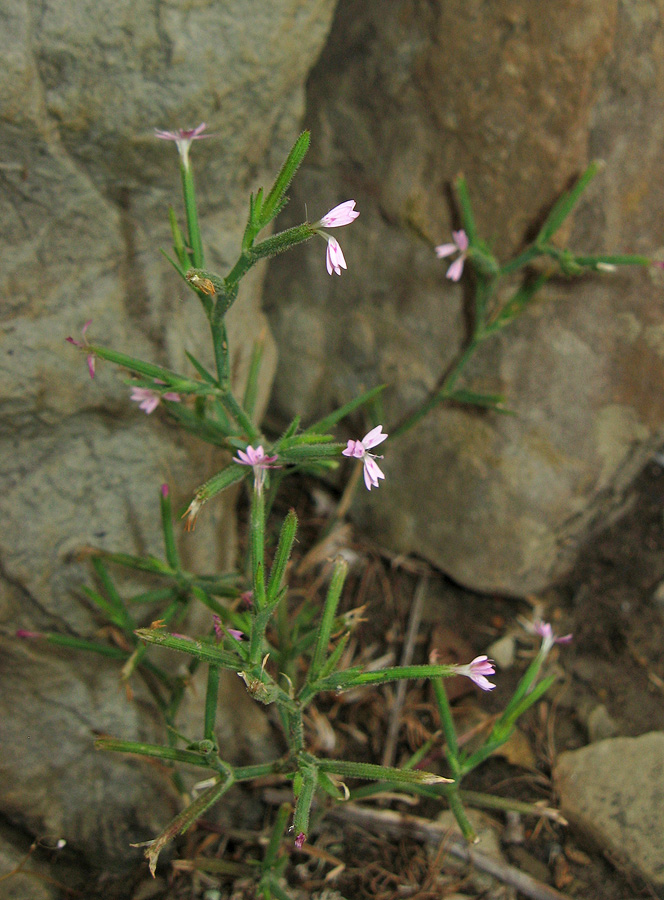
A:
[432,677,459,769]
[181,161,204,268]
[204,664,220,742]
[392,336,484,438]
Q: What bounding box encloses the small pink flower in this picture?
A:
[154,123,213,169]
[453,655,496,691]
[325,236,347,276]
[240,590,254,609]
[532,619,572,655]
[314,201,359,276]
[228,628,245,642]
[342,425,388,490]
[318,200,360,228]
[16,630,43,639]
[294,832,306,849]
[435,229,469,282]
[213,615,223,642]
[161,484,169,498]
[66,320,96,379]
[233,445,279,494]
[130,386,181,415]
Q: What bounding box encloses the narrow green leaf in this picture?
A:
[95,737,211,768]
[142,776,233,875]
[260,131,311,227]
[90,559,134,632]
[536,161,599,244]
[185,351,219,386]
[92,551,174,576]
[317,758,452,786]
[308,558,348,682]
[88,344,194,389]
[168,205,188,269]
[126,586,177,605]
[453,175,478,244]
[204,664,220,742]
[250,224,315,260]
[135,629,242,669]
[266,510,298,605]
[160,486,180,570]
[447,389,512,414]
[292,761,318,841]
[308,384,387,433]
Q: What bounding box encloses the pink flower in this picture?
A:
[453,655,496,691]
[533,619,572,655]
[213,615,244,643]
[233,445,279,494]
[294,832,306,849]
[435,229,469,282]
[130,386,181,414]
[154,123,213,168]
[325,236,347,276]
[314,201,359,276]
[66,320,96,379]
[342,425,388,490]
[318,200,360,228]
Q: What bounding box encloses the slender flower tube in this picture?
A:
[154,123,212,169]
[452,655,496,691]
[435,229,469,281]
[130,386,181,415]
[65,320,96,379]
[342,425,388,490]
[233,445,279,494]
[313,200,359,275]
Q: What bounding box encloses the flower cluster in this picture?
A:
[435,229,469,281]
[314,200,359,275]
[342,425,388,490]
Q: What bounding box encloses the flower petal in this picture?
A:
[319,200,360,228]
[435,243,458,258]
[453,229,469,252]
[363,457,385,490]
[446,257,465,282]
[326,236,347,275]
[361,424,388,449]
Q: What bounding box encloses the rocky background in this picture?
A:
[265,0,664,595]
[2,0,663,888]
[0,0,338,877]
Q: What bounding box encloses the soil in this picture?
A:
[12,462,664,900]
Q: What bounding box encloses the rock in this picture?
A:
[487,634,516,670]
[586,703,619,742]
[0,823,60,900]
[554,732,664,891]
[264,0,664,595]
[0,0,338,870]
[433,810,517,899]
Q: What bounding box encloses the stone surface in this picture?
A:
[0,823,60,900]
[264,0,664,594]
[1,0,338,870]
[554,732,664,892]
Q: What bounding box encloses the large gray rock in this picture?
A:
[264,0,664,594]
[1,0,338,870]
[555,733,664,893]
